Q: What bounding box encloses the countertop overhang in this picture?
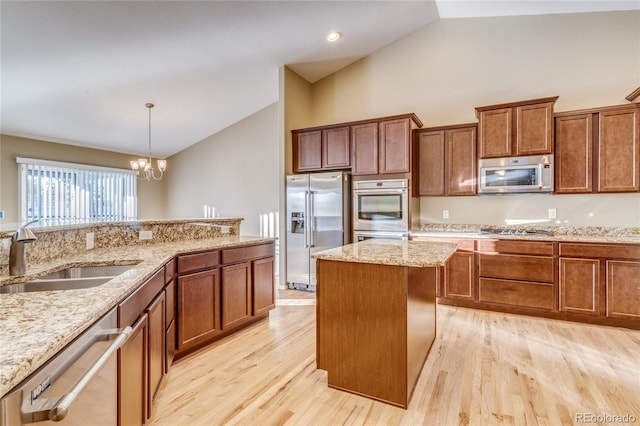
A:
[313,239,458,268]
[0,235,275,398]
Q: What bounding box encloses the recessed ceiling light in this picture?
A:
[327,32,341,42]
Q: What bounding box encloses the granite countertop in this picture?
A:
[411,224,640,245]
[312,239,458,268]
[0,235,274,398]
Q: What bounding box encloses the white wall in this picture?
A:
[302,11,640,228]
[165,103,279,236]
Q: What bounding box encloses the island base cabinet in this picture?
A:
[316,260,437,408]
[118,314,148,426]
[146,292,165,418]
[221,262,252,330]
[253,256,276,315]
[606,260,640,320]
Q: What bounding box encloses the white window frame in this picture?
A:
[17,157,138,223]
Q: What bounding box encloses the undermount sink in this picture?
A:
[0,262,140,294]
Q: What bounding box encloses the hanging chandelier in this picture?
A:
[130,103,166,181]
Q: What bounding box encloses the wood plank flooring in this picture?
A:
[150,292,640,425]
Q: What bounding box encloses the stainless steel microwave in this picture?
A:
[478,155,554,194]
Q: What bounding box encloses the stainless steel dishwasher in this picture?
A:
[0,307,132,425]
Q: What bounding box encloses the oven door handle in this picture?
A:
[354,189,407,196]
[24,326,133,422]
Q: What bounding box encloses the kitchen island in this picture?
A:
[313,239,457,408]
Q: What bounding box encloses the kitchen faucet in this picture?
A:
[9,220,38,276]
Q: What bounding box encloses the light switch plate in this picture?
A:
[442,210,449,219]
[548,208,557,219]
[139,230,153,240]
[86,232,95,250]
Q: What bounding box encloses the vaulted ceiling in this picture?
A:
[2,1,638,158]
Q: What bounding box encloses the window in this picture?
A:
[17,157,137,223]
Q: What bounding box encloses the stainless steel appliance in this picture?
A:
[478,155,554,194]
[0,308,131,425]
[286,171,350,291]
[353,230,409,241]
[352,179,409,232]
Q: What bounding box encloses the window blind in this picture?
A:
[17,157,137,223]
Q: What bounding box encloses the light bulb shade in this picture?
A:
[130,160,140,171]
[138,159,147,168]
[157,159,167,172]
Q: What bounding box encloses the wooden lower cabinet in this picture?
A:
[146,292,165,418]
[119,314,148,426]
[606,260,640,320]
[221,262,252,329]
[479,278,555,311]
[253,256,276,315]
[443,251,475,300]
[559,257,600,315]
[177,268,221,351]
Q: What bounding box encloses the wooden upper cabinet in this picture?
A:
[478,107,512,158]
[293,130,322,171]
[555,113,593,193]
[447,126,477,195]
[322,126,351,169]
[379,117,412,174]
[416,130,445,196]
[351,122,379,175]
[416,124,476,196]
[598,107,640,192]
[476,97,557,159]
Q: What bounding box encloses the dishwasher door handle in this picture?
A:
[49,325,132,422]
[28,325,133,422]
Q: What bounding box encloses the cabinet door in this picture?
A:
[555,114,593,193]
[294,130,322,172]
[322,126,350,169]
[351,122,379,175]
[447,127,477,196]
[146,292,165,418]
[417,130,446,196]
[221,262,252,329]
[559,257,600,315]
[516,102,554,155]
[598,108,640,192]
[478,108,512,158]
[379,118,411,174]
[119,313,148,426]
[606,260,640,320]
[253,257,276,315]
[443,251,476,300]
[177,269,220,351]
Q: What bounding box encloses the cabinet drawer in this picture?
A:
[221,242,275,264]
[479,253,554,283]
[479,278,554,311]
[177,250,219,274]
[559,243,640,260]
[119,268,165,327]
[478,239,554,256]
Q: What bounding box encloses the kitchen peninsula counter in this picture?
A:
[0,235,275,398]
[313,240,457,408]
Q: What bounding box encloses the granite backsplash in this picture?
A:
[0,218,242,275]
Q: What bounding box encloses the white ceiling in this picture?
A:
[2,1,638,159]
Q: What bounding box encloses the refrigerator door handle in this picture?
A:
[309,191,316,247]
[304,190,310,248]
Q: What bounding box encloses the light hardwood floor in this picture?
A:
[150,292,640,425]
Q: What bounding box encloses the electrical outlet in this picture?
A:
[139,230,153,240]
[548,208,557,219]
[86,232,95,250]
[220,225,231,234]
[442,210,449,220]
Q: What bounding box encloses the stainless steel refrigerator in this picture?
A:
[286,171,350,291]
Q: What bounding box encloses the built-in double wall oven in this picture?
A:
[352,179,409,240]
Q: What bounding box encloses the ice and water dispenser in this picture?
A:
[291,212,305,234]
